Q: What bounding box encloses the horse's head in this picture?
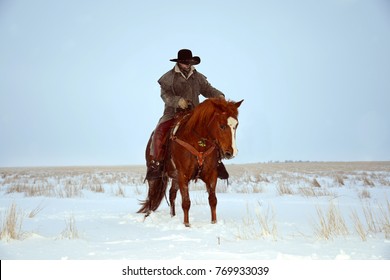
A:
[182,98,244,159]
[208,99,243,159]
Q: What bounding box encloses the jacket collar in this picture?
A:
[174,64,195,79]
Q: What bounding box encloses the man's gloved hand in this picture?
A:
[178,98,189,109]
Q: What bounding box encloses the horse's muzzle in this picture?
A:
[224,150,234,159]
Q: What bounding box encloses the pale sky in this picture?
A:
[1,0,389,167]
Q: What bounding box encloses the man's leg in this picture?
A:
[146,119,174,179]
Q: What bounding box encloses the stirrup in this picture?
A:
[217,161,229,180]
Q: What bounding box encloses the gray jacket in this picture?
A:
[157,64,224,123]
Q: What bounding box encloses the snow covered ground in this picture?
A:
[1,162,389,260]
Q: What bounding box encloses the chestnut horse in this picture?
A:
[138,98,243,226]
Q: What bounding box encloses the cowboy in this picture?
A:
[146,49,229,180]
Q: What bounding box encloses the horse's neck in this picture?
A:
[177,118,216,151]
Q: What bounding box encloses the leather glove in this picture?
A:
[178,98,188,109]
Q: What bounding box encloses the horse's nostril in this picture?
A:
[225,151,232,159]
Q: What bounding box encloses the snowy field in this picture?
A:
[1,162,389,260]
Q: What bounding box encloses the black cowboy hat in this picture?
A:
[170,49,201,65]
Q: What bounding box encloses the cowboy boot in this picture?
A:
[146,133,164,180]
[217,160,229,180]
[146,160,163,180]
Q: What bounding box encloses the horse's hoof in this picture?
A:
[184,223,191,227]
[211,220,217,224]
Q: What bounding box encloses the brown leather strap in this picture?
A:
[172,136,215,167]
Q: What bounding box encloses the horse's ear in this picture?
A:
[235,99,244,108]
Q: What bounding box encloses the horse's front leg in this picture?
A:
[179,181,191,227]
[169,180,179,217]
[207,180,218,224]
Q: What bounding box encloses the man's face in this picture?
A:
[178,62,191,71]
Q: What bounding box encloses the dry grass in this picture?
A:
[236,184,265,194]
[362,176,375,187]
[60,215,79,239]
[298,187,317,197]
[314,202,349,240]
[1,162,390,243]
[115,186,126,197]
[227,162,390,189]
[133,185,144,196]
[334,175,345,186]
[351,210,367,241]
[58,183,83,198]
[236,202,277,240]
[299,187,335,198]
[358,189,371,199]
[28,202,45,218]
[380,199,390,239]
[277,182,294,195]
[362,203,381,233]
[0,203,24,240]
[2,162,390,198]
[311,178,321,188]
[216,181,229,193]
[1,166,145,198]
[351,199,390,240]
[6,183,55,197]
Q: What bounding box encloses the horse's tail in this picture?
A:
[137,176,168,214]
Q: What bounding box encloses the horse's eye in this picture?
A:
[220,124,227,130]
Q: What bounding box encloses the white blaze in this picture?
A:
[227,117,238,157]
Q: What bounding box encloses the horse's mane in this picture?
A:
[181,98,239,135]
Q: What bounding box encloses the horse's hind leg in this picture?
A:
[169,180,179,217]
